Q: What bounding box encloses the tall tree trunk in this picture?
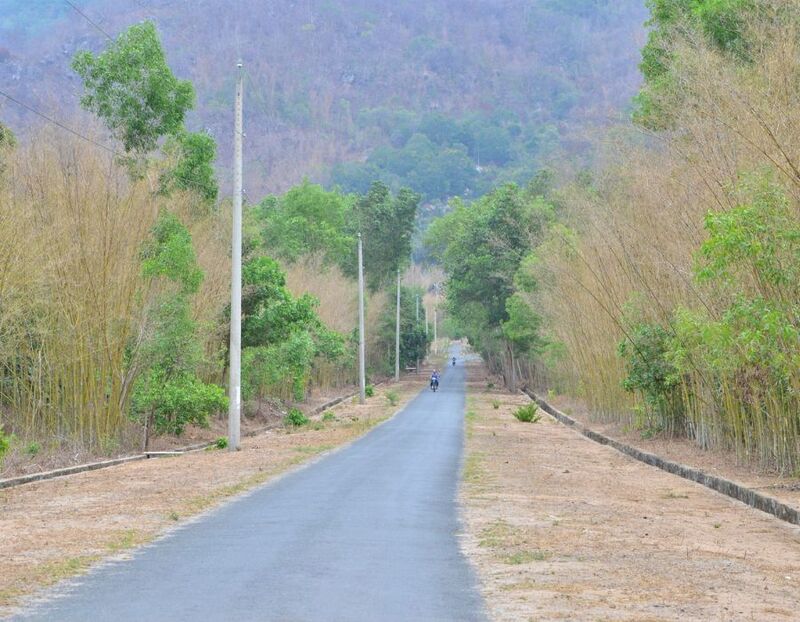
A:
[508,342,517,393]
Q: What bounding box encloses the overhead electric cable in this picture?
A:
[63,0,114,40]
[0,88,115,153]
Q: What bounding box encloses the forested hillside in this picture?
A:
[0,0,647,199]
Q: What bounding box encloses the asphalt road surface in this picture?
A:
[18,347,485,622]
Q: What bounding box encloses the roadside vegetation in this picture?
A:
[0,21,429,469]
[431,0,800,473]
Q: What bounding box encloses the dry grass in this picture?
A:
[460,360,800,621]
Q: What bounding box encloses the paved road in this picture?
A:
[18,347,485,622]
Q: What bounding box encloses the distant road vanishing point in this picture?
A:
[17,345,486,622]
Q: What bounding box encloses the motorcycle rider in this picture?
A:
[430,369,440,390]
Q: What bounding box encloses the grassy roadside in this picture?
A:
[0,380,421,616]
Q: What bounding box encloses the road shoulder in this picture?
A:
[460,361,800,621]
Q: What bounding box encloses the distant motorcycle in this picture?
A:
[430,377,439,392]
[452,357,456,366]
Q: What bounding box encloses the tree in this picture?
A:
[0,121,15,180]
[239,256,346,401]
[377,286,430,373]
[344,182,420,291]
[131,211,227,444]
[72,21,194,154]
[501,294,543,392]
[0,121,15,150]
[160,130,218,204]
[257,180,353,265]
[634,0,756,129]
[426,183,553,382]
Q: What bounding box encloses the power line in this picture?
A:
[0,88,115,154]
[0,89,229,189]
[63,0,114,41]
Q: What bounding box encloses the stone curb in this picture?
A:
[524,389,800,527]
[0,386,374,491]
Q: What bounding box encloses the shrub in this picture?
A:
[284,407,309,427]
[492,399,501,409]
[321,411,336,422]
[131,371,228,436]
[513,404,541,423]
[365,384,375,397]
[0,431,9,462]
[214,436,228,450]
[385,390,399,406]
[618,322,684,436]
[26,441,40,456]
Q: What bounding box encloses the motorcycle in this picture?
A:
[430,378,439,392]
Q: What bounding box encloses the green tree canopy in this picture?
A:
[426,183,553,361]
[345,182,420,291]
[257,180,354,265]
[160,130,218,204]
[72,21,195,154]
[132,211,226,439]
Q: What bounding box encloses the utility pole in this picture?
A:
[395,269,401,382]
[357,233,366,404]
[433,306,438,353]
[425,305,429,336]
[415,293,420,374]
[228,61,244,452]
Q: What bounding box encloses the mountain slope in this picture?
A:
[0,0,648,198]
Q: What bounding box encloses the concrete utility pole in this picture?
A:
[425,305,429,336]
[433,306,438,353]
[414,293,420,374]
[357,233,366,404]
[395,269,401,382]
[228,61,244,451]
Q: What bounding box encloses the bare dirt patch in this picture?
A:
[548,395,800,511]
[0,379,422,617]
[460,362,800,621]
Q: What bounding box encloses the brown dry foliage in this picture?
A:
[532,7,800,470]
[0,129,229,449]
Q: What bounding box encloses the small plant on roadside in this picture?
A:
[513,404,541,423]
[168,511,180,521]
[486,382,495,389]
[0,431,10,462]
[25,441,41,456]
[284,407,309,427]
[214,436,228,450]
[385,390,399,406]
[365,384,375,398]
[321,411,336,422]
[492,399,501,410]
[503,549,550,565]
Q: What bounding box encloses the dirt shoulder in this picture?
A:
[548,395,800,512]
[0,382,371,479]
[0,379,421,617]
[460,362,800,621]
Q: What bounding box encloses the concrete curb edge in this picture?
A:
[0,385,377,491]
[524,389,800,527]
